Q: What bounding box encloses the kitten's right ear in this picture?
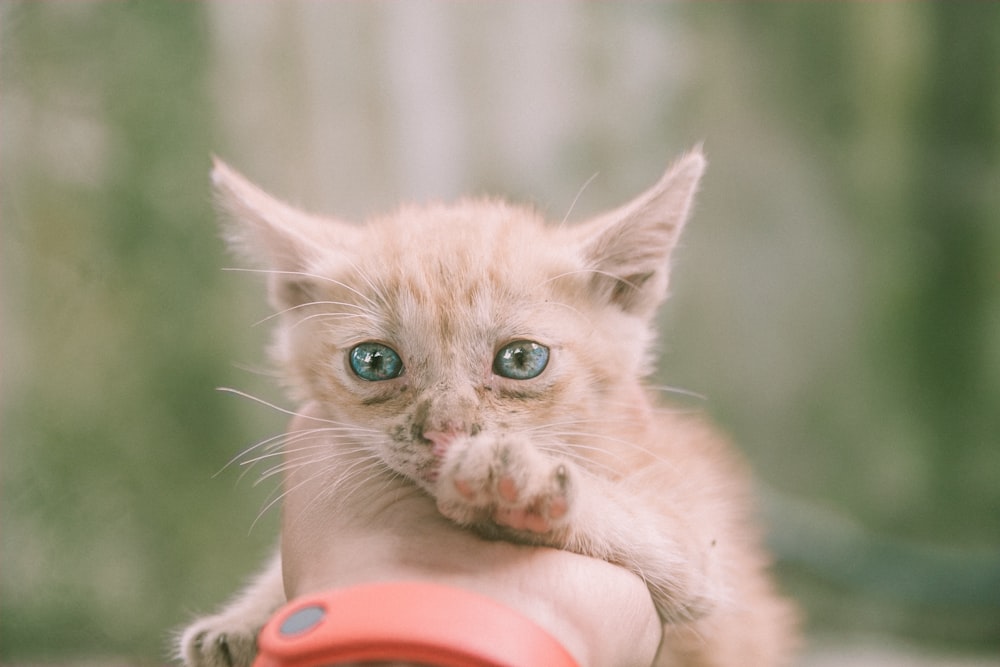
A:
[575,148,706,318]
[210,157,357,310]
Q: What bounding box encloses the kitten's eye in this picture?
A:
[349,342,403,381]
[493,340,549,380]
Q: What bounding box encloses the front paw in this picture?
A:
[178,613,258,667]
[435,435,574,537]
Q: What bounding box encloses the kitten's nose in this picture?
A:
[422,426,463,455]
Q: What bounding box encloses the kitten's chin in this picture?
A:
[421,464,441,485]
[412,461,442,493]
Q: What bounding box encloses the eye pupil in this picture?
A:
[494,341,549,380]
[349,343,403,381]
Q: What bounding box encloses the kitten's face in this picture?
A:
[212,151,704,489]
[274,204,652,487]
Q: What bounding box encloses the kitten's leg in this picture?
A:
[435,436,718,622]
[177,550,285,667]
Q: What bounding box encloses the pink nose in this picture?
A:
[422,429,461,455]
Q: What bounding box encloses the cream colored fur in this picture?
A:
[178,149,798,666]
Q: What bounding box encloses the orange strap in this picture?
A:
[254,581,581,667]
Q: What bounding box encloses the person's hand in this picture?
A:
[280,403,662,667]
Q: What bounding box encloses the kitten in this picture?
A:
[178,149,798,666]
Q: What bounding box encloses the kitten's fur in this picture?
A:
[178,149,797,666]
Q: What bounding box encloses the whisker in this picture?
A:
[255,451,344,484]
[222,267,380,309]
[249,450,383,531]
[597,400,707,420]
[251,299,379,327]
[286,456,394,526]
[340,255,390,308]
[215,387,376,430]
[535,443,620,476]
[215,430,294,477]
[646,384,708,402]
[249,467,325,532]
[242,442,336,470]
[230,362,280,379]
[559,171,600,228]
[253,440,378,479]
[539,267,642,290]
[288,310,373,332]
[529,427,683,473]
[221,427,340,473]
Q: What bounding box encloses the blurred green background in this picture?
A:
[2,2,998,665]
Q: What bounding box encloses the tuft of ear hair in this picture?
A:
[577,146,706,317]
[210,157,359,310]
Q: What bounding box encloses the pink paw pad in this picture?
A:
[495,507,551,533]
[454,479,476,500]
[498,476,519,502]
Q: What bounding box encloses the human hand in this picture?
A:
[279,403,662,667]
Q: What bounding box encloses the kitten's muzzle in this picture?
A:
[422,427,463,457]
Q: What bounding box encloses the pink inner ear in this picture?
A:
[611,270,654,301]
[271,275,320,310]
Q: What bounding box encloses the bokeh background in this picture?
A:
[2,2,998,665]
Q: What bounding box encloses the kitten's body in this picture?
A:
[179,150,797,666]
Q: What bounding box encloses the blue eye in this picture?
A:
[493,341,549,380]
[349,343,403,381]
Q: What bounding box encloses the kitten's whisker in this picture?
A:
[250,451,384,530]
[230,362,281,379]
[252,299,379,327]
[215,387,376,429]
[594,398,706,418]
[222,267,380,309]
[292,456,394,523]
[540,267,645,295]
[241,442,336,469]
[223,426,341,468]
[289,310,374,332]
[259,432,374,456]
[216,413,380,488]
[215,430,296,477]
[256,452,345,484]
[340,255,391,308]
[535,429,683,473]
[254,440,378,475]
[535,443,620,476]
[250,467,325,532]
[646,384,708,402]
[519,417,609,433]
[559,171,600,228]
[242,430,381,478]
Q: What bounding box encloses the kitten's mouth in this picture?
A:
[422,460,442,484]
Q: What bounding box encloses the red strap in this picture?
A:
[254,581,580,667]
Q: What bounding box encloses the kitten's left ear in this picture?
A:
[577,147,706,317]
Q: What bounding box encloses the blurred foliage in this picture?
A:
[2,1,998,663]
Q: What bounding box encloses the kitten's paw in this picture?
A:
[435,436,574,536]
[178,613,258,667]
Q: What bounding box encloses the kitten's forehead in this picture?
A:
[336,200,580,370]
[370,200,575,297]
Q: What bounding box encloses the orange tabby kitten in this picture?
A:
[178,149,797,666]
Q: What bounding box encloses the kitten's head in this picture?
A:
[213,150,704,487]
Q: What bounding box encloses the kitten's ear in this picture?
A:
[577,147,706,317]
[210,157,358,310]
